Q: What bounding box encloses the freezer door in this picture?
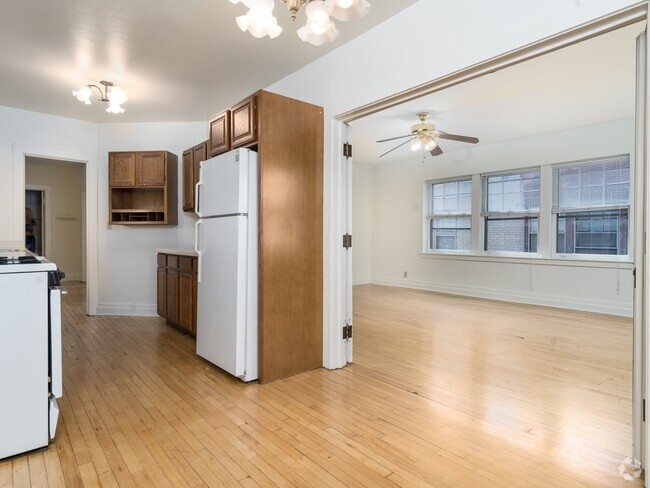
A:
[196,216,249,378]
[195,149,253,218]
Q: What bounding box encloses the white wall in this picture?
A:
[367,118,635,316]
[0,106,97,243]
[352,164,372,285]
[96,122,206,315]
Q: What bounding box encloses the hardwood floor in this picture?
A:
[0,282,641,487]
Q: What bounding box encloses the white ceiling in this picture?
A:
[351,22,644,165]
[0,0,417,123]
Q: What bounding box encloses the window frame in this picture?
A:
[480,166,541,256]
[551,155,632,260]
[423,175,473,254]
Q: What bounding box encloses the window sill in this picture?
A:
[419,252,633,269]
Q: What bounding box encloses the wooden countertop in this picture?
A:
[156,249,198,257]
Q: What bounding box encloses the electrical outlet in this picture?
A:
[403,271,408,278]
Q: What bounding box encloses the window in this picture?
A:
[553,156,630,255]
[426,178,472,251]
[483,169,540,253]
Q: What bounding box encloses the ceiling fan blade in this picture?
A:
[379,137,415,158]
[437,131,479,144]
[376,134,412,143]
[430,145,443,156]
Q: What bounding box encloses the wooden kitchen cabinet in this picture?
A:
[109,151,178,225]
[208,110,231,157]
[109,152,136,187]
[157,252,197,337]
[182,141,208,212]
[230,95,257,149]
[157,267,167,317]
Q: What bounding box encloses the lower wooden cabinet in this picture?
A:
[157,253,197,336]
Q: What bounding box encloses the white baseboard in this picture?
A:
[96,302,158,317]
[371,276,632,317]
[353,276,372,286]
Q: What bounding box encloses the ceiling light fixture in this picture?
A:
[72,80,128,114]
[229,0,370,45]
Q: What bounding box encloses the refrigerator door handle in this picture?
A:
[195,179,203,218]
[195,220,202,283]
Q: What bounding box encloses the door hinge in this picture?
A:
[633,268,637,288]
[343,233,352,249]
[343,323,353,340]
[644,399,646,422]
[343,143,352,158]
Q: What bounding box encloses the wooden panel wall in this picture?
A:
[257,90,323,383]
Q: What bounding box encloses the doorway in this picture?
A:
[24,157,87,285]
[339,17,647,484]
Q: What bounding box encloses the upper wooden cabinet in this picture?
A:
[109,151,178,225]
[109,152,136,187]
[208,110,231,157]
[230,95,257,149]
[182,141,207,212]
[136,152,166,186]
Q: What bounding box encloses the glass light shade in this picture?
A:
[326,0,371,22]
[411,140,422,152]
[425,139,436,151]
[236,4,282,38]
[297,21,338,45]
[106,101,125,114]
[72,86,92,104]
[108,86,128,105]
[306,1,332,36]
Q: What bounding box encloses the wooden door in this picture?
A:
[230,96,256,148]
[209,111,231,157]
[166,268,179,324]
[109,153,136,187]
[157,266,167,317]
[136,152,166,186]
[182,149,193,211]
[179,272,193,333]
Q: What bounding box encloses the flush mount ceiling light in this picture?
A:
[229,0,370,45]
[72,80,128,114]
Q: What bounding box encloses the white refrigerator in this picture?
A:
[194,148,258,382]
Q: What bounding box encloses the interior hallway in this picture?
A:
[0,281,640,487]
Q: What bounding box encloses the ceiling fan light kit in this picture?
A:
[377,112,479,159]
[229,0,370,45]
[72,80,128,114]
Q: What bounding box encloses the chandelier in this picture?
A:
[229,0,371,46]
[72,80,128,114]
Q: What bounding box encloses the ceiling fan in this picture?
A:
[376,112,479,158]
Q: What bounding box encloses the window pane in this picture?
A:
[486,170,540,212]
[430,178,472,215]
[485,217,538,253]
[430,217,471,251]
[556,209,628,255]
[556,157,630,210]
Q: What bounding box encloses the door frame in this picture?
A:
[14,144,98,315]
[24,185,51,259]
[329,0,648,468]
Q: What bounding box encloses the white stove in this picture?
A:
[0,249,62,459]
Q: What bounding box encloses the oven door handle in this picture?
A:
[49,286,63,398]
